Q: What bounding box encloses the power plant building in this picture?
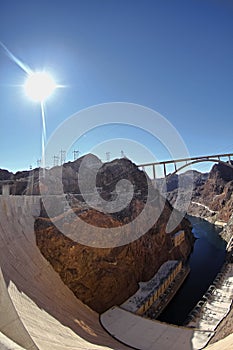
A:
[121,260,182,315]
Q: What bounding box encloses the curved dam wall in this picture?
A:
[0,195,232,350]
[0,195,126,350]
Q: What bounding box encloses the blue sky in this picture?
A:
[0,0,233,173]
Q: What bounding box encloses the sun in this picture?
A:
[24,71,57,102]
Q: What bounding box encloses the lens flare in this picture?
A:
[0,41,32,74]
[24,71,57,102]
[0,42,64,174]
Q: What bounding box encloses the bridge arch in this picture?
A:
[138,153,233,179]
[168,158,233,177]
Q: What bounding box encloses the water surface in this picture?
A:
[158,216,226,325]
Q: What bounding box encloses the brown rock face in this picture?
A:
[35,157,194,313]
[221,212,233,243]
[199,163,233,220]
[35,208,193,313]
[163,163,233,224]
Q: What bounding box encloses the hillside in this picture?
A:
[160,163,233,225]
[35,156,194,313]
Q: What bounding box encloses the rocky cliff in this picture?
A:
[162,163,233,225]
[35,156,194,313]
[220,213,233,243]
[192,162,233,222]
[0,168,13,181]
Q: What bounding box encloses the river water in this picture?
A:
[158,215,226,325]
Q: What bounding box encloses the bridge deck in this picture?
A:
[138,152,233,167]
[138,152,233,178]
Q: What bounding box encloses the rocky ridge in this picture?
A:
[162,163,233,226]
[34,156,194,313]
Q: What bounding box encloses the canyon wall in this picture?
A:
[35,156,194,313]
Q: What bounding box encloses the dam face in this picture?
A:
[0,195,232,350]
[0,195,123,350]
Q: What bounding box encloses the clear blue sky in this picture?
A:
[1,0,233,173]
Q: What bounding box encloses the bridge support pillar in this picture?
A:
[152,165,156,179]
[163,163,166,177]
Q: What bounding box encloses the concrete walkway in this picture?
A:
[101,306,215,350]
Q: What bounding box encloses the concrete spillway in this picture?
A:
[0,196,232,350]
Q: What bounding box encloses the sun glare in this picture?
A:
[24,71,57,102]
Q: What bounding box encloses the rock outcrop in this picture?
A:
[0,168,13,181]
[162,163,233,225]
[35,156,194,313]
[220,213,233,243]
[192,162,233,221]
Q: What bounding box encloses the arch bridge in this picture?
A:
[138,152,233,179]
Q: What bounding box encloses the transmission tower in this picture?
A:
[60,150,66,165]
[120,150,125,158]
[73,150,80,161]
[37,159,41,168]
[106,152,111,162]
[53,155,59,167]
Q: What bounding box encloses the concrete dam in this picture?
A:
[0,195,232,350]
